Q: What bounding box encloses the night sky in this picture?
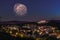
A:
[0,0,60,21]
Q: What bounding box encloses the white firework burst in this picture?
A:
[14,3,27,16]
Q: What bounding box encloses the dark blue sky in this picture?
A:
[0,0,60,21]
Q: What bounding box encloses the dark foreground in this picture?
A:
[0,32,60,40]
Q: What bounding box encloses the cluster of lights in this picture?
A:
[0,25,60,40]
